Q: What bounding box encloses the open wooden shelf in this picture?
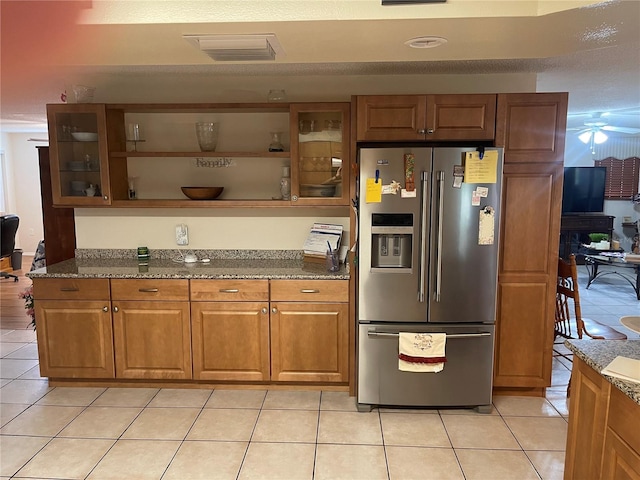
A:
[111,151,290,158]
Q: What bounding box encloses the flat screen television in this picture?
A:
[561,166,606,214]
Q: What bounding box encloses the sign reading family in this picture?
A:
[194,158,234,168]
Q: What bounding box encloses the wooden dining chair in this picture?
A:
[554,254,627,395]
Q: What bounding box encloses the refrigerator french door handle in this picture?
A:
[435,171,445,302]
[367,331,491,339]
[418,171,429,302]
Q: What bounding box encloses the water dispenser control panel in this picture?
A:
[370,213,413,271]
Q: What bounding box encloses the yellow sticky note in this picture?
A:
[366,177,382,203]
[464,151,498,184]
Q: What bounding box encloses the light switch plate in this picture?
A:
[176,224,189,245]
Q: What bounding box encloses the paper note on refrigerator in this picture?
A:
[478,206,495,245]
[464,151,498,184]
[366,177,383,203]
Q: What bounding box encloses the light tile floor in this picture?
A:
[0,265,637,479]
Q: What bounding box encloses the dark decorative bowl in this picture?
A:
[181,187,224,200]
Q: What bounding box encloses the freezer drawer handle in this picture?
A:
[367,331,491,339]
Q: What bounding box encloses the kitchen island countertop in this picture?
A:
[26,257,350,281]
[565,339,640,405]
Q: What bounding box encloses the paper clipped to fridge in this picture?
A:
[366,177,383,203]
[464,150,498,184]
[303,223,343,256]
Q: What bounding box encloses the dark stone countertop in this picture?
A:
[26,257,350,281]
[565,339,640,405]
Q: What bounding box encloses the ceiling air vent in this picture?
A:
[183,34,284,62]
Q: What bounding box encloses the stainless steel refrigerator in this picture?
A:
[357,146,503,412]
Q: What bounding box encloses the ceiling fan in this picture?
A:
[567,111,640,153]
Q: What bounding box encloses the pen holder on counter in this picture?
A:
[325,249,339,272]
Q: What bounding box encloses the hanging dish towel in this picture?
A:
[398,332,447,372]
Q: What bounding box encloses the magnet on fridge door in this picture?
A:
[478,206,495,245]
[476,186,489,198]
[382,180,402,195]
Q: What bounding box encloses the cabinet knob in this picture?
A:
[103,195,109,201]
[113,306,119,313]
[417,129,426,134]
[427,128,434,134]
[102,306,109,312]
[261,307,268,314]
[271,307,278,314]
[292,195,298,202]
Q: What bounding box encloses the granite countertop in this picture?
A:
[565,339,640,405]
[26,249,350,281]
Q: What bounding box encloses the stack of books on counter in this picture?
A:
[303,223,343,264]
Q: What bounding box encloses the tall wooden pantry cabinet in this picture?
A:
[493,92,567,393]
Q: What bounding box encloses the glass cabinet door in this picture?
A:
[290,103,350,205]
[47,104,111,205]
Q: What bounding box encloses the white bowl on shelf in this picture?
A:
[71,132,98,142]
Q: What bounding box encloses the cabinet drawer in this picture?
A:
[110,279,189,301]
[190,279,269,301]
[270,280,348,302]
[33,278,110,300]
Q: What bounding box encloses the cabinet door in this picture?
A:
[427,94,496,141]
[564,356,611,480]
[290,103,350,205]
[601,429,640,480]
[191,302,270,381]
[35,300,115,378]
[495,93,568,164]
[271,302,348,383]
[112,301,192,379]
[493,162,563,388]
[356,95,426,141]
[46,104,124,206]
[601,387,640,480]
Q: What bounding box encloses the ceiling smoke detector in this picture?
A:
[405,36,447,49]
[184,34,285,62]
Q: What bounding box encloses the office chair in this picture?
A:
[1,214,20,281]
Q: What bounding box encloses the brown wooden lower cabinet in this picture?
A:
[32,277,349,385]
[35,300,115,379]
[271,302,349,383]
[191,301,270,381]
[112,300,192,379]
[564,356,640,479]
[33,278,114,379]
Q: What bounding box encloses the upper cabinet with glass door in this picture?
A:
[290,103,350,206]
[46,104,125,206]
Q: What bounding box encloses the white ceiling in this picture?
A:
[1,0,639,135]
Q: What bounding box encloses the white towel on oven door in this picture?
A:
[398,332,447,373]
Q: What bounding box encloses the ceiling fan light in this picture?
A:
[594,130,608,144]
[578,131,592,144]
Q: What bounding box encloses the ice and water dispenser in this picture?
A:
[370,213,413,270]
